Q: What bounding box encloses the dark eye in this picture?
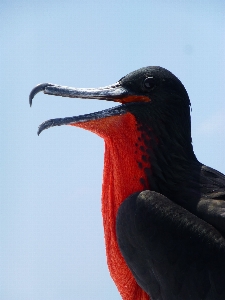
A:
[143,77,155,89]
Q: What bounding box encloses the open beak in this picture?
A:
[29,82,149,135]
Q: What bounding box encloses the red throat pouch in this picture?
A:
[71,112,151,300]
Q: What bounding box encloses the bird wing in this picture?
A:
[116,190,225,300]
[196,165,225,234]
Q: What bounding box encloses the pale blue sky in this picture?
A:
[1,1,225,299]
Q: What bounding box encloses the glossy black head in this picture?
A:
[120,66,190,105]
[119,67,192,151]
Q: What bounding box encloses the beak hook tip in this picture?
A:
[29,83,53,107]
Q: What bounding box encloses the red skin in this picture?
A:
[71,112,151,300]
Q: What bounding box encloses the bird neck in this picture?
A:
[130,102,199,199]
[71,108,198,300]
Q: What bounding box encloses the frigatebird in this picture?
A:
[30,67,225,300]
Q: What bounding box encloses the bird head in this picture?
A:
[30,66,191,141]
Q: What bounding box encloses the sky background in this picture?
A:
[1,1,225,299]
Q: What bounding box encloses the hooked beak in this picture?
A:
[29,82,150,135]
[29,82,130,107]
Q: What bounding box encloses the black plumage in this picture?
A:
[30,67,225,300]
[116,68,225,299]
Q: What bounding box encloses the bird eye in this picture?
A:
[143,77,155,89]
